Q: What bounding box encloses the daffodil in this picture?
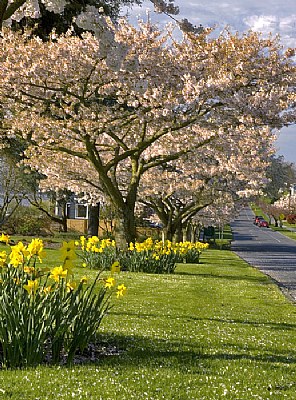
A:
[60,241,76,270]
[0,251,7,267]
[111,261,121,274]
[80,275,88,284]
[50,266,68,282]
[23,279,39,295]
[43,286,52,294]
[9,242,29,267]
[60,241,76,260]
[66,281,77,292]
[105,277,115,289]
[27,238,46,262]
[116,284,127,298]
[0,233,9,245]
[24,266,36,274]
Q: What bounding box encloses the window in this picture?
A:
[75,204,88,219]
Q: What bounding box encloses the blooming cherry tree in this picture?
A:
[139,123,274,240]
[0,18,295,246]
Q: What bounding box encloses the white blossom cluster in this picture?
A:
[4,0,67,24]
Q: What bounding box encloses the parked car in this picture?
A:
[258,219,269,228]
[254,216,264,225]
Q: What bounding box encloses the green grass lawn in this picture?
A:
[272,226,296,241]
[0,247,296,399]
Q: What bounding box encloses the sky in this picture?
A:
[123,0,296,164]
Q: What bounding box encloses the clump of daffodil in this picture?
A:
[0,237,128,368]
[126,238,209,273]
[76,236,116,270]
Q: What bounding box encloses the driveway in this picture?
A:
[231,207,296,301]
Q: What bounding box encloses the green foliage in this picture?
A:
[263,155,296,202]
[2,205,52,235]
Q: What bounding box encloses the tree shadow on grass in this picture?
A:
[108,309,296,331]
[86,332,296,370]
[175,270,270,284]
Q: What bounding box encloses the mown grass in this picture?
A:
[272,226,296,241]
[0,247,296,399]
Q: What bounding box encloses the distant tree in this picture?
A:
[263,155,296,203]
[25,187,74,233]
[0,150,36,227]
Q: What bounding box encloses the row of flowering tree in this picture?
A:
[0,14,295,247]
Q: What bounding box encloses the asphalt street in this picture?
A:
[231,207,296,301]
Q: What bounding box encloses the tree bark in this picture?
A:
[87,203,100,236]
[114,205,137,249]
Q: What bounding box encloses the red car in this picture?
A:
[254,216,264,225]
[258,219,269,228]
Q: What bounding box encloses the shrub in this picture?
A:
[2,205,52,235]
[286,214,296,224]
[0,235,126,368]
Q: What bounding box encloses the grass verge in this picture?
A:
[0,249,296,398]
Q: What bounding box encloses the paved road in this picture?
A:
[231,207,296,301]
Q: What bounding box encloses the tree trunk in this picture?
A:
[114,205,137,250]
[62,216,68,232]
[185,222,193,242]
[175,223,183,243]
[87,203,100,236]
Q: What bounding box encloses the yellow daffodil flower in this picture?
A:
[0,251,7,267]
[27,238,46,262]
[66,281,77,292]
[24,266,36,274]
[9,242,29,267]
[116,284,127,298]
[23,279,39,295]
[111,261,121,274]
[80,275,88,284]
[105,277,115,289]
[43,286,52,294]
[0,233,9,245]
[60,241,77,260]
[50,266,68,282]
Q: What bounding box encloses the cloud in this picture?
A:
[126,1,296,46]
